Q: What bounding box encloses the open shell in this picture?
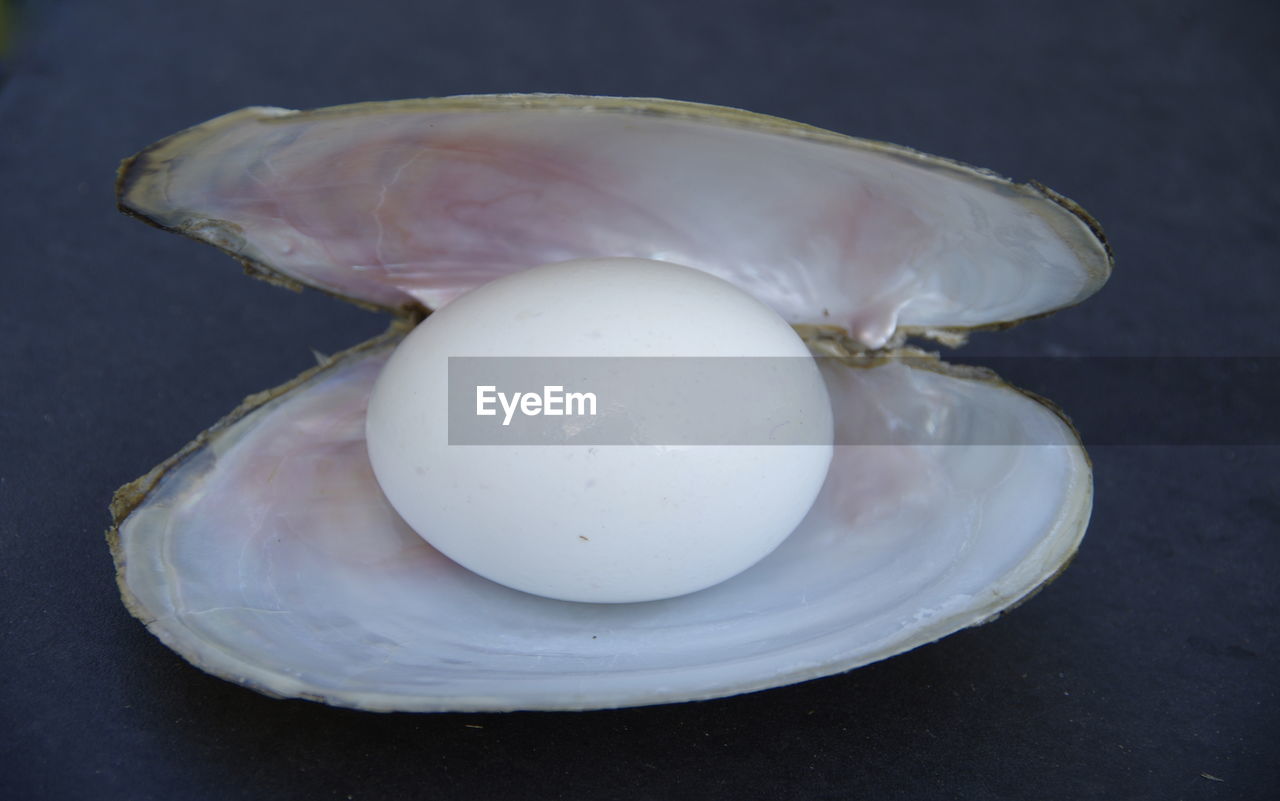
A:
[111,95,1109,711]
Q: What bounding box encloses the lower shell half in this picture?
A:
[110,331,1092,712]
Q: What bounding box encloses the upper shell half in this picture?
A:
[111,95,1110,711]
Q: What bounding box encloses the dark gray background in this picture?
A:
[2,1,1277,799]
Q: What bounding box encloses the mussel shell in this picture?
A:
[111,95,1107,710]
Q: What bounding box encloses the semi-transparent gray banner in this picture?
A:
[445,356,1280,446]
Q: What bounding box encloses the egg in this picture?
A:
[364,257,834,603]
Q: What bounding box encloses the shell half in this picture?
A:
[112,95,1109,711]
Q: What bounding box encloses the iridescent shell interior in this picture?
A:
[111,95,1110,711]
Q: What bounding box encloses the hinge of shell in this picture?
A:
[793,324,942,368]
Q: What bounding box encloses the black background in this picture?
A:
[2,1,1277,799]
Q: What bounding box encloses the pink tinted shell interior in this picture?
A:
[119,96,1109,348]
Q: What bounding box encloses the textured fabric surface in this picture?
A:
[1,1,1276,798]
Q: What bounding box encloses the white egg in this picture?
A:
[365,258,834,603]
